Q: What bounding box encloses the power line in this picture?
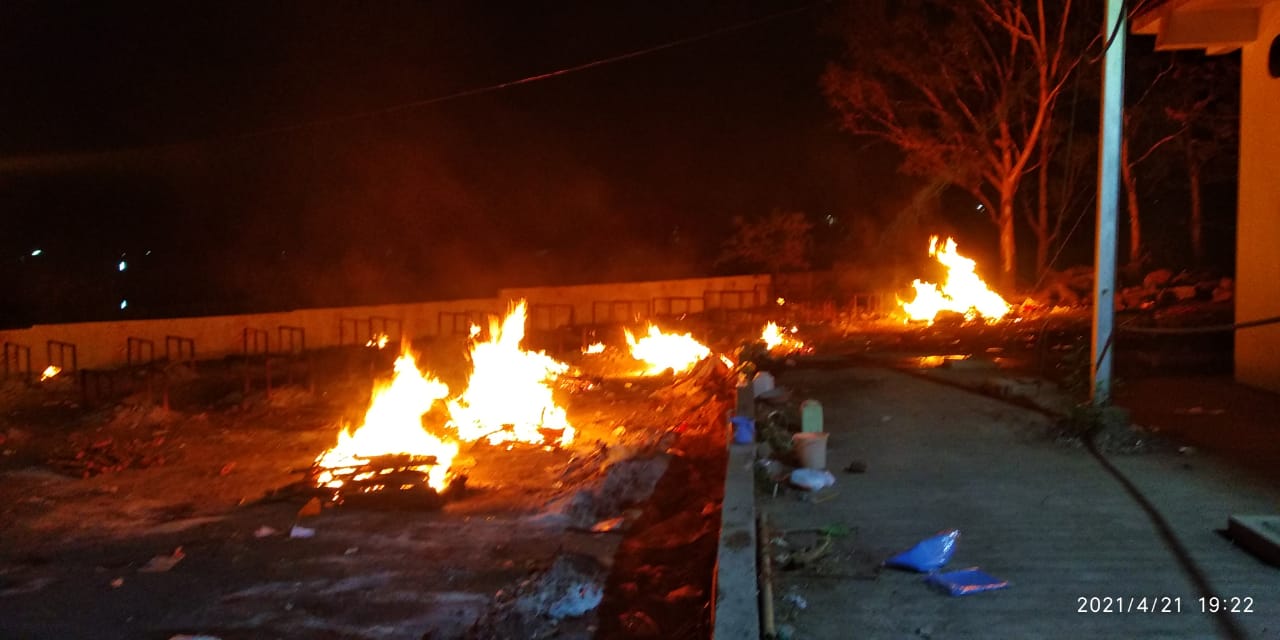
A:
[1,4,817,171]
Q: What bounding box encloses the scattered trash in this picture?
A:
[344,547,359,555]
[253,526,278,538]
[139,547,185,573]
[843,460,867,474]
[925,567,1009,596]
[783,592,808,610]
[110,577,124,589]
[778,535,831,568]
[884,530,959,572]
[289,525,315,539]
[789,468,835,491]
[467,554,606,638]
[798,488,838,504]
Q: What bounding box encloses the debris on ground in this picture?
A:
[138,547,185,573]
[789,468,835,491]
[884,530,960,572]
[466,553,605,639]
[925,567,1010,596]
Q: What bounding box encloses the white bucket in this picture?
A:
[792,432,829,470]
[752,371,775,395]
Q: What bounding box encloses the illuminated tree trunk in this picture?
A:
[1187,145,1204,264]
[999,181,1018,293]
[1121,133,1143,266]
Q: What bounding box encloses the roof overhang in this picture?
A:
[1132,0,1265,54]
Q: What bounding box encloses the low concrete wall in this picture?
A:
[1,275,773,372]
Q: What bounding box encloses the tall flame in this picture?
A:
[314,351,459,490]
[447,301,575,447]
[900,236,1010,323]
[624,325,710,375]
[40,365,61,381]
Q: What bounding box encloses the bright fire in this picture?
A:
[447,301,575,447]
[314,351,459,491]
[582,342,606,355]
[40,365,61,381]
[624,324,711,375]
[900,236,1010,323]
[761,322,805,353]
[366,333,390,349]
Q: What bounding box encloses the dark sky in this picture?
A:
[1,1,923,323]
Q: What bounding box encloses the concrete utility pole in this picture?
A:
[1092,0,1125,406]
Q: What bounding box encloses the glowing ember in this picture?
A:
[468,323,481,339]
[447,301,574,447]
[761,322,805,353]
[900,236,1010,323]
[624,325,710,375]
[40,365,61,381]
[366,333,390,349]
[315,351,459,491]
[582,342,606,355]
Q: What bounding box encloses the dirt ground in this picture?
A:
[0,340,731,640]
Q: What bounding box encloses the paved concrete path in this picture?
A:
[762,365,1280,640]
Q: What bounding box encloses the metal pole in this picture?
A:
[1092,0,1126,406]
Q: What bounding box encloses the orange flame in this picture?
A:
[761,322,805,353]
[900,236,1010,323]
[582,342,606,355]
[447,301,574,447]
[40,365,61,381]
[624,324,710,375]
[366,333,390,349]
[314,351,459,491]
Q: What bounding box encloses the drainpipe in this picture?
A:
[1092,0,1126,406]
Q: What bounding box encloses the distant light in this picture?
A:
[118,260,127,272]
[145,250,152,256]
[825,214,837,226]
[119,299,128,310]
[776,297,786,306]
[30,249,42,257]
[975,203,985,212]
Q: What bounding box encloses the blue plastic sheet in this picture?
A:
[884,529,960,572]
[925,568,1009,596]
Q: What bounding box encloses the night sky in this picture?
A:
[4,3,1226,326]
[2,1,939,324]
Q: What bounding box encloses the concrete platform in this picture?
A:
[761,365,1280,639]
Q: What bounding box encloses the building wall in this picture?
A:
[0,275,772,372]
[1235,3,1280,392]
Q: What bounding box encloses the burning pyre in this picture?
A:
[312,300,576,506]
[900,236,1010,324]
[447,301,575,447]
[624,324,711,375]
[313,352,459,495]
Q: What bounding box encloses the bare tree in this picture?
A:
[824,0,1084,292]
[1163,54,1238,265]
